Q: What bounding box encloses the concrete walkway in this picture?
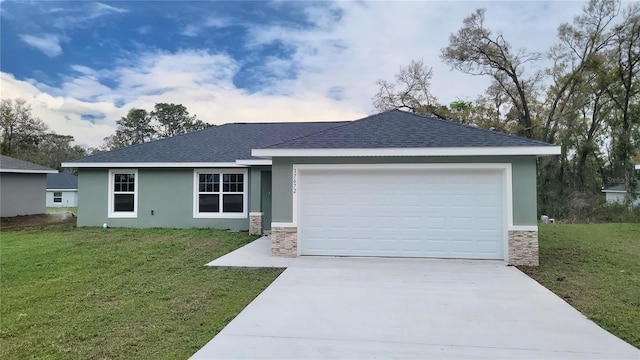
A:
[206,236,294,268]
[196,244,639,359]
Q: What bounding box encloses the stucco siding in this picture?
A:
[46,190,78,207]
[77,168,255,229]
[605,192,640,206]
[272,156,538,226]
[0,173,47,217]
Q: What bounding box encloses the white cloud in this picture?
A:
[2,1,590,150]
[246,1,585,108]
[137,25,151,35]
[19,33,67,57]
[92,2,128,17]
[51,1,128,29]
[0,49,365,148]
[181,14,233,36]
[0,73,121,148]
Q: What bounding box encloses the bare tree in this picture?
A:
[372,59,448,118]
[441,8,542,139]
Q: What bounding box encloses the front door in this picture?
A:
[261,171,272,231]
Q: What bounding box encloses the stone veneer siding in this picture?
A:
[271,226,297,257]
[271,227,540,265]
[508,230,539,266]
[249,213,263,235]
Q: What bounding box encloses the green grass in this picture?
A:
[0,224,283,359]
[520,223,640,348]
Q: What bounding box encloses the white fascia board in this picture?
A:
[0,169,58,174]
[47,188,78,191]
[235,159,272,166]
[251,146,561,158]
[61,162,246,168]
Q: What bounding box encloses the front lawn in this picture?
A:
[0,224,283,359]
[520,223,640,348]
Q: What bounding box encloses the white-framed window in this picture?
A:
[193,169,247,218]
[108,169,138,218]
[53,192,62,203]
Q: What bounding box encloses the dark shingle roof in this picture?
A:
[70,121,348,163]
[0,155,56,172]
[262,110,553,149]
[68,110,556,165]
[47,173,78,190]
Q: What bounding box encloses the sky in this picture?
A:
[0,0,590,148]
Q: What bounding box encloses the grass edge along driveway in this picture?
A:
[519,223,640,349]
[0,224,283,359]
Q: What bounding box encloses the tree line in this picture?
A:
[0,98,86,171]
[102,103,210,151]
[373,0,640,217]
[0,100,208,170]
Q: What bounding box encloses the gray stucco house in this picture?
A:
[602,164,640,205]
[46,173,79,207]
[1,155,57,217]
[63,110,560,266]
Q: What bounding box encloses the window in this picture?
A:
[53,192,62,203]
[194,170,247,218]
[108,169,138,218]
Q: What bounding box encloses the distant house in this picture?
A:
[602,164,640,205]
[46,173,78,207]
[0,155,57,217]
[602,185,640,205]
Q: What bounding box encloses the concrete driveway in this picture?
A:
[193,256,639,359]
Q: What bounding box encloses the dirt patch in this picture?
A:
[1,212,76,232]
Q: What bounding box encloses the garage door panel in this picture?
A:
[299,168,505,259]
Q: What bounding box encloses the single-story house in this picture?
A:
[602,164,640,205]
[1,155,57,217]
[46,173,79,207]
[63,110,560,266]
[602,185,640,205]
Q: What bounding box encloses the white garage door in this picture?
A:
[299,168,505,259]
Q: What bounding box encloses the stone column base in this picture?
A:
[508,230,539,266]
[271,226,297,257]
[249,212,263,235]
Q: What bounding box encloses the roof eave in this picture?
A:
[0,169,58,174]
[251,146,562,159]
[61,162,247,168]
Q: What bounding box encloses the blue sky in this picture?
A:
[0,0,586,148]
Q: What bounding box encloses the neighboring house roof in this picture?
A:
[602,185,639,193]
[0,155,57,174]
[47,173,78,190]
[64,110,560,168]
[65,121,348,166]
